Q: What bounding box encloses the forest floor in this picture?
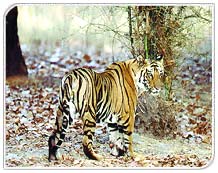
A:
[4,45,213,168]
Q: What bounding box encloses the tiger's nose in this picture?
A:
[151,79,162,90]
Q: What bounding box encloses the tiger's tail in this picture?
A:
[48,105,69,161]
[48,81,72,161]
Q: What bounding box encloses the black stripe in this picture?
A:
[123,116,130,126]
[109,128,118,132]
[57,140,62,146]
[108,123,118,128]
[72,70,78,79]
[64,83,70,101]
[61,85,64,101]
[83,130,95,136]
[77,77,82,114]
[62,116,68,129]
[64,109,70,115]
[59,101,64,111]
[84,119,96,127]
[59,133,65,141]
[139,70,143,83]
[118,123,129,130]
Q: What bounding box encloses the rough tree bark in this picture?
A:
[129,6,178,137]
[6,6,28,78]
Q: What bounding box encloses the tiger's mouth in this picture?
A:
[143,83,149,92]
[139,82,160,95]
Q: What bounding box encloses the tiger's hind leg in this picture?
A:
[82,111,103,160]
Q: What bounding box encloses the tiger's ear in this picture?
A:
[156,55,163,64]
[156,54,163,60]
[136,55,147,65]
[136,55,144,62]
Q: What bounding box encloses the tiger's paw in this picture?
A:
[94,153,103,161]
[120,152,142,162]
[131,152,146,161]
[83,144,103,160]
[87,152,103,161]
[109,143,127,157]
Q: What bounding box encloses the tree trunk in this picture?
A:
[6,6,28,78]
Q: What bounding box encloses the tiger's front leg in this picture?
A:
[108,130,134,158]
[123,131,134,158]
[108,123,126,157]
[82,111,103,160]
[104,118,135,158]
[122,115,135,158]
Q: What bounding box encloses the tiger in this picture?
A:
[48,55,164,161]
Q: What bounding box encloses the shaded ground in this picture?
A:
[4,45,213,168]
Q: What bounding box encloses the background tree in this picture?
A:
[6,6,28,78]
[128,6,177,100]
[127,6,212,137]
[128,6,211,100]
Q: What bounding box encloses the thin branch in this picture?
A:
[128,6,134,58]
[184,14,212,23]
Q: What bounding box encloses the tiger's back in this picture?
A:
[96,60,138,123]
[48,57,164,161]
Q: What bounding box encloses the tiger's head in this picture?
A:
[136,55,164,95]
